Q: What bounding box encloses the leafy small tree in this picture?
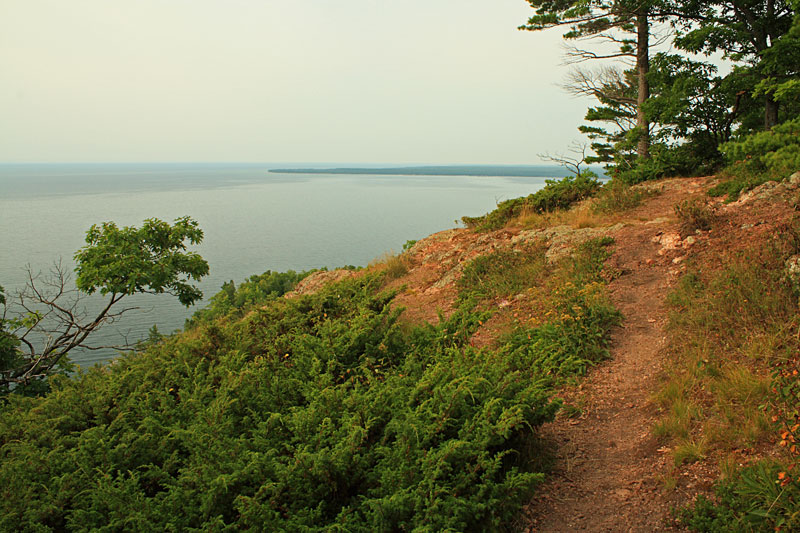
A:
[1,217,209,392]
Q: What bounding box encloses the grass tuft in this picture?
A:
[593,179,653,213]
[369,251,409,280]
[457,244,549,302]
[674,198,717,236]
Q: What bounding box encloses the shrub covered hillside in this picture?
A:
[0,240,619,531]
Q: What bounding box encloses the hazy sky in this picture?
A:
[1,0,596,164]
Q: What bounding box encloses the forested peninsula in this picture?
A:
[269,165,577,178]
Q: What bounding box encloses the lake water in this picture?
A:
[0,163,561,366]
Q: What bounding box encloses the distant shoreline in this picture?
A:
[269,165,582,178]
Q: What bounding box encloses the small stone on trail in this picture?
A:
[614,488,632,499]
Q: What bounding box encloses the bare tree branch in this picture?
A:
[562,66,638,106]
[539,141,592,176]
[3,263,141,386]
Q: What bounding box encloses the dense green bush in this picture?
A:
[720,118,800,175]
[709,118,800,201]
[186,268,316,327]
[0,240,619,532]
[462,173,601,231]
[615,142,722,185]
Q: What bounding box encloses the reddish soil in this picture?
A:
[521,189,691,532]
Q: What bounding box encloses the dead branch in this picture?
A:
[539,141,592,176]
[3,262,140,387]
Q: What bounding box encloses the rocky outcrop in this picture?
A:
[732,171,800,205]
[286,220,633,299]
[284,269,357,297]
[512,223,626,263]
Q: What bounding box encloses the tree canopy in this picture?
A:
[521,0,798,180]
[1,217,209,392]
[75,216,209,307]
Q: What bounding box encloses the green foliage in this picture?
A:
[75,216,209,307]
[457,244,549,302]
[2,218,210,395]
[518,0,647,60]
[460,238,620,379]
[462,173,601,231]
[501,238,620,376]
[574,68,640,172]
[754,14,800,108]
[646,55,758,152]
[671,0,795,130]
[0,286,22,397]
[402,239,418,252]
[187,269,315,327]
[708,117,800,200]
[681,461,800,532]
[614,141,723,184]
[721,117,800,175]
[707,172,779,203]
[0,240,620,531]
[576,58,738,182]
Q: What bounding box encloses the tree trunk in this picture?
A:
[765,95,779,129]
[636,11,650,159]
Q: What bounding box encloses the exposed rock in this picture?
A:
[406,229,461,259]
[512,223,625,263]
[737,181,783,204]
[785,254,800,291]
[284,269,357,297]
[653,232,682,255]
[431,262,465,289]
[733,172,800,205]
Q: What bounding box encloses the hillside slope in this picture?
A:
[3,173,799,531]
[298,174,800,531]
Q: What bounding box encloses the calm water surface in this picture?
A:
[0,163,557,366]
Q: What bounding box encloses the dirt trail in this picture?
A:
[523,226,679,531]
[521,181,710,532]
